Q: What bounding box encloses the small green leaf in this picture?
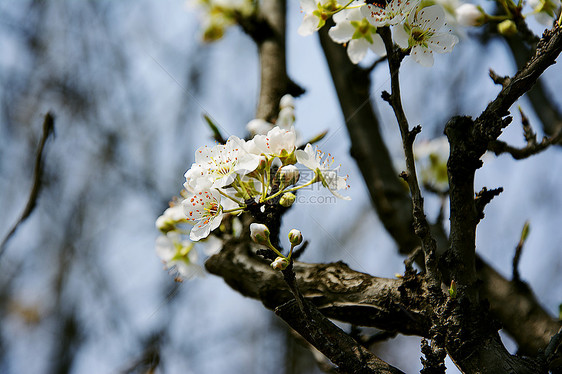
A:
[520,221,531,242]
[448,280,457,298]
[203,114,225,143]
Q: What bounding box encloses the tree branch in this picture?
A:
[488,128,562,159]
[503,29,562,138]
[205,239,432,337]
[276,299,405,374]
[251,0,304,122]
[317,23,421,256]
[476,26,562,136]
[379,26,441,294]
[0,112,55,257]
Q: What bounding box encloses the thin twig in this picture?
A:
[378,27,440,290]
[475,186,504,221]
[512,221,530,283]
[488,128,562,159]
[0,112,55,257]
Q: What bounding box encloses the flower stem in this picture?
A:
[267,243,285,259]
[217,189,244,206]
[262,172,318,202]
[222,207,246,214]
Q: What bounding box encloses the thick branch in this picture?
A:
[276,300,405,374]
[476,258,561,356]
[253,0,303,122]
[206,239,545,373]
[205,240,432,337]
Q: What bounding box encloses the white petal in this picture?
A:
[175,261,205,279]
[427,33,459,53]
[411,45,434,67]
[190,221,212,241]
[298,14,320,36]
[300,0,317,13]
[368,33,387,56]
[347,39,369,64]
[155,235,175,262]
[296,144,319,170]
[393,24,410,49]
[328,21,354,43]
[234,153,260,175]
[212,173,236,188]
[416,5,446,31]
[220,193,240,211]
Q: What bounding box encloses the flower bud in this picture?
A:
[497,20,517,36]
[277,107,295,130]
[246,118,273,135]
[278,165,300,186]
[455,4,484,26]
[270,256,289,270]
[250,223,270,245]
[288,229,303,246]
[279,192,296,207]
[279,94,295,109]
[155,215,175,233]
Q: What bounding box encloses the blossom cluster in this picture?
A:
[156,95,350,278]
[299,0,459,66]
[298,0,560,66]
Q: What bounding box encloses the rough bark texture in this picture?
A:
[206,239,432,336]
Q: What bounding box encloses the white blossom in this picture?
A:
[298,0,349,36]
[155,232,205,279]
[182,189,225,241]
[328,6,386,64]
[250,223,270,244]
[184,135,260,191]
[288,229,303,245]
[246,118,274,136]
[246,126,297,159]
[528,0,560,25]
[296,143,350,200]
[279,94,295,109]
[361,0,421,27]
[155,204,187,233]
[393,5,459,67]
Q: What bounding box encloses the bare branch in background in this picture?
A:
[0,112,54,257]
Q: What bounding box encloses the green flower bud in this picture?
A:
[270,256,289,270]
[288,229,303,246]
[498,20,517,36]
[250,223,270,245]
[279,192,296,207]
